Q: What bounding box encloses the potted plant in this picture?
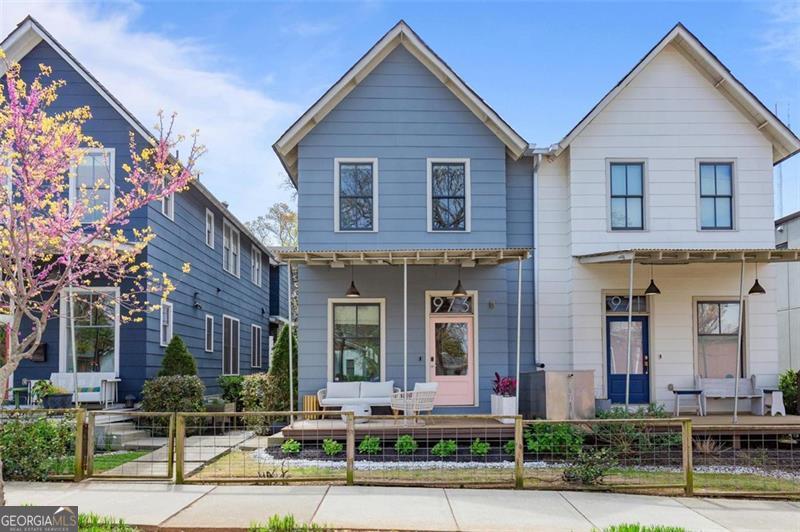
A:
[491,372,517,424]
[32,380,72,409]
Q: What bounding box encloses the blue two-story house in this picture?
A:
[3,17,287,401]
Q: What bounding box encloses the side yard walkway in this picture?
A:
[6,481,799,531]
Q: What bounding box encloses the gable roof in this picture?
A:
[552,23,800,166]
[273,20,529,184]
[0,16,278,261]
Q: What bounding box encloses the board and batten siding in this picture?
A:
[297,46,508,250]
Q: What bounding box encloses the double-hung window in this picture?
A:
[222,315,240,375]
[71,149,114,223]
[251,324,262,367]
[609,162,644,230]
[251,245,262,286]
[160,301,173,347]
[205,315,214,352]
[335,158,377,231]
[205,209,215,248]
[697,301,744,378]
[61,288,118,373]
[222,219,240,276]
[699,162,734,230]
[428,159,470,232]
[162,175,175,220]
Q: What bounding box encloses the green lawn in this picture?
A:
[57,451,150,475]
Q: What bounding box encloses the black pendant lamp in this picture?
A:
[345,265,360,298]
[748,263,766,295]
[644,263,661,296]
[452,264,468,297]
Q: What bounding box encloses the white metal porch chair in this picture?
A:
[390,382,438,417]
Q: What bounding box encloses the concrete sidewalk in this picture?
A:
[6,481,799,531]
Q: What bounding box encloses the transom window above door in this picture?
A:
[699,162,734,230]
[428,159,470,232]
[609,162,644,230]
[334,158,377,232]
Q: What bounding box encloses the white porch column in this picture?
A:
[287,260,294,420]
[624,256,634,408]
[733,258,745,424]
[515,256,523,414]
[403,258,408,415]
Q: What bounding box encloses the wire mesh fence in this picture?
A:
[690,425,800,498]
[87,411,174,479]
[520,419,691,494]
[0,408,82,481]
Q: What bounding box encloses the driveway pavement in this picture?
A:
[6,481,798,531]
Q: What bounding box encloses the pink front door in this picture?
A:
[428,315,474,406]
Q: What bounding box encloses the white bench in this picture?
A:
[317,381,400,410]
[695,376,763,415]
[50,372,117,405]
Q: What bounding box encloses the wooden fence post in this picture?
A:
[682,419,694,496]
[85,411,95,478]
[167,413,176,480]
[175,414,185,484]
[346,412,355,485]
[73,409,85,481]
[514,416,524,489]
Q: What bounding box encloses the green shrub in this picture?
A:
[469,438,491,456]
[503,440,516,455]
[394,435,418,455]
[563,448,616,485]
[240,373,277,433]
[597,403,671,419]
[249,514,326,532]
[280,439,301,454]
[141,375,204,413]
[219,375,244,408]
[594,404,681,455]
[265,324,298,411]
[0,413,75,480]
[603,524,687,532]
[78,513,140,532]
[524,423,584,455]
[431,439,457,457]
[322,438,343,456]
[358,436,381,455]
[158,335,197,376]
[778,369,800,415]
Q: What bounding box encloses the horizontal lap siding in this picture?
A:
[297,46,507,250]
[776,218,800,370]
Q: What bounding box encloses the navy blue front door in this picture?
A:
[607,316,650,404]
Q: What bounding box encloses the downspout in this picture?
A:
[532,152,542,370]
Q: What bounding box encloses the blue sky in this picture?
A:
[2,1,798,220]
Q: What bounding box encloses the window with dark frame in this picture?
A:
[699,163,733,230]
[697,301,744,378]
[609,162,644,230]
[223,315,240,375]
[332,302,381,382]
[338,162,374,231]
[251,325,262,367]
[431,162,466,231]
[205,315,214,352]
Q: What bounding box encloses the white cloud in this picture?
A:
[0,1,299,221]
[761,1,800,71]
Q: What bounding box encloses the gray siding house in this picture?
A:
[3,17,287,400]
[776,210,800,371]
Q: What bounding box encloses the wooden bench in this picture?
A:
[695,376,764,415]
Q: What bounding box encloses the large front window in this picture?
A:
[429,160,469,231]
[697,301,743,378]
[332,302,381,382]
[62,289,117,373]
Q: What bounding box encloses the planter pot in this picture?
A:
[42,393,72,409]
[491,394,516,424]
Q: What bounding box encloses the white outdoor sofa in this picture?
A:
[48,372,119,406]
[317,381,400,410]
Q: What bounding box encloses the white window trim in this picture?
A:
[333,157,379,233]
[423,290,480,407]
[69,148,116,222]
[326,298,386,382]
[251,324,262,368]
[222,314,241,376]
[251,245,262,287]
[160,301,174,347]
[692,296,748,378]
[58,286,120,377]
[161,174,175,221]
[205,208,215,249]
[426,158,471,233]
[695,159,738,232]
[222,219,241,277]
[605,159,649,232]
[205,314,214,352]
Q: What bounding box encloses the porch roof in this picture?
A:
[576,248,800,265]
[276,248,530,266]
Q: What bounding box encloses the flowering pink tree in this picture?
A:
[0,58,203,502]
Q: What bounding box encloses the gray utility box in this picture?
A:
[520,370,596,420]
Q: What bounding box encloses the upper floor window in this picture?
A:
[205,209,215,248]
[699,162,733,230]
[334,158,377,232]
[160,301,173,347]
[609,162,644,230]
[428,159,470,232]
[71,149,114,224]
[251,245,262,286]
[251,324,262,368]
[222,219,240,277]
[161,176,175,220]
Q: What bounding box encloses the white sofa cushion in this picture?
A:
[360,380,394,398]
[320,396,391,407]
[325,381,361,399]
[414,382,439,392]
